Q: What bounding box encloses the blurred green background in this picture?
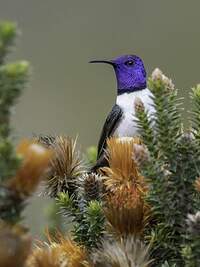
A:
[0,0,200,237]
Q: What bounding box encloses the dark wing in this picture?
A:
[97,104,123,160]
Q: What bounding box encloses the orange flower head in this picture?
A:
[101,137,146,193]
[26,246,65,267]
[104,185,149,236]
[27,233,91,267]
[58,237,90,267]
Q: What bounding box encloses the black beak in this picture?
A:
[89,60,116,67]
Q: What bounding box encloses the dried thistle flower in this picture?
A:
[151,68,174,90]
[101,138,146,193]
[104,185,149,236]
[37,135,56,148]
[58,236,91,267]
[0,223,31,267]
[101,138,149,236]
[44,136,86,197]
[26,246,66,267]
[79,172,104,201]
[27,234,91,267]
[7,139,52,197]
[186,211,200,235]
[194,177,200,192]
[93,236,152,267]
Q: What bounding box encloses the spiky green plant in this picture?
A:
[56,191,105,249]
[0,21,30,223]
[42,137,105,249]
[135,69,200,267]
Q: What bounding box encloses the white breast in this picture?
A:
[114,89,154,137]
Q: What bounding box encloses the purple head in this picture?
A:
[90,55,147,94]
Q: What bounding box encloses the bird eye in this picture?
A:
[125,60,134,66]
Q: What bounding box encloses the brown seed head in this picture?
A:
[44,136,86,197]
[81,172,103,201]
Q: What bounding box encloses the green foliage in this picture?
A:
[148,77,181,165]
[181,212,200,267]
[73,200,105,249]
[190,84,200,143]
[182,238,200,267]
[135,71,200,266]
[45,201,63,238]
[135,102,156,158]
[0,21,17,63]
[0,140,21,182]
[56,189,105,249]
[85,146,97,165]
[161,262,177,267]
[56,191,78,220]
[0,61,29,137]
[0,21,29,222]
[0,185,24,223]
[0,22,29,185]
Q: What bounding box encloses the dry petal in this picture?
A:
[8,140,52,197]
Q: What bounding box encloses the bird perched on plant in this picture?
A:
[90,55,154,171]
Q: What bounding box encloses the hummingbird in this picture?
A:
[90,55,154,171]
